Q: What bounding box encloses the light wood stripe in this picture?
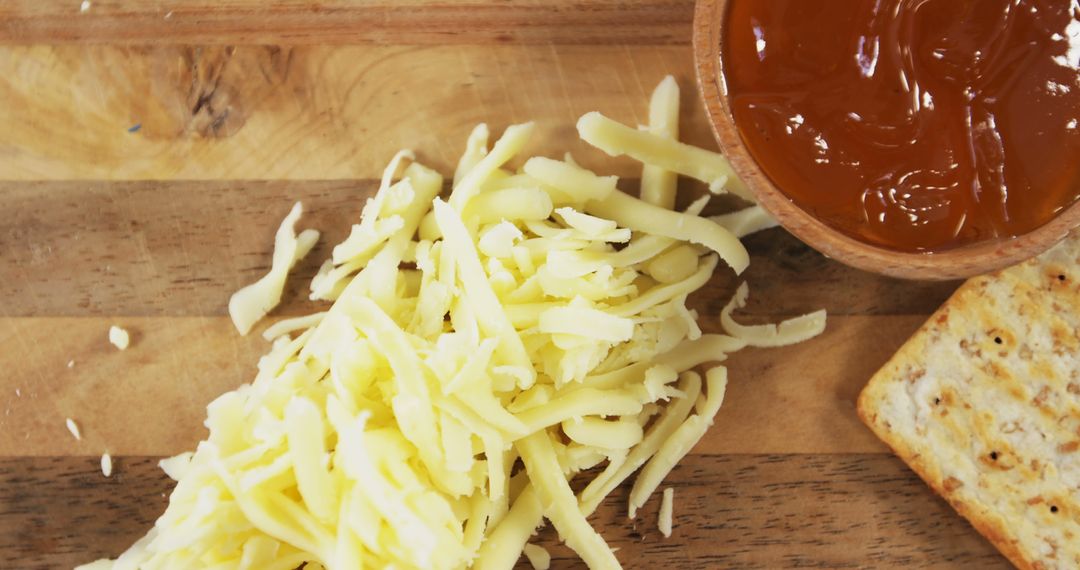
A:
[0,44,703,180]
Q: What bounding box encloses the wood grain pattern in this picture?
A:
[0,1,1008,567]
[0,1,695,45]
[0,180,959,317]
[0,455,1009,570]
[0,315,918,457]
[0,44,703,180]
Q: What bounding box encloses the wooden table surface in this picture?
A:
[0,2,1012,569]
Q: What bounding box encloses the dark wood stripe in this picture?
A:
[0,180,959,317]
[0,454,1006,569]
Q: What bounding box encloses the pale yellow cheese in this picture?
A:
[229,202,320,334]
[640,75,680,209]
[721,282,827,347]
[86,77,826,570]
[577,111,753,201]
[658,487,674,538]
[523,543,552,570]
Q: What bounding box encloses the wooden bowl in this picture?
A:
[692,0,1080,281]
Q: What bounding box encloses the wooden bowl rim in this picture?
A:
[691,0,1080,281]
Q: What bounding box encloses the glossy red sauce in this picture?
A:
[724,0,1080,252]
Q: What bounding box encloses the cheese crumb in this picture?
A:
[67,359,75,368]
[14,388,20,398]
[658,487,674,538]
[108,326,130,350]
[79,0,91,12]
[101,452,113,477]
[66,418,82,441]
[522,544,551,570]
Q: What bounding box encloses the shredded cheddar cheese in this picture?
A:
[658,487,674,538]
[523,544,552,570]
[81,76,825,570]
[229,202,320,334]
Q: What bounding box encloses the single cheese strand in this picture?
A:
[645,245,699,284]
[517,432,622,570]
[577,111,752,201]
[489,445,518,529]
[449,122,535,211]
[579,371,701,515]
[605,197,711,268]
[523,544,552,570]
[515,388,643,435]
[483,434,509,501]
[465,187,554,225]
[284,397,338,523]
[473,486,543,570]
[434,396,504,442]
[522,157,617,203]
[658,487,674,538]
[229,202,320,335]
[262,312,328,341]
[640,75,679,209]
[433,199,535,387]
[721,282,827,347]
[710,205,779,238]
[554,207,619,237]
[606,254,718,318]
[562,417,643,449]
[587,191,749,274]
[332,498,366,570]
[439,412,474,473]
[629,366,728,518]
[538,305,634,343]
[462,492,493,555]
[454,123,489,186]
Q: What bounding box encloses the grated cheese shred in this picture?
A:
[658,487,674,538]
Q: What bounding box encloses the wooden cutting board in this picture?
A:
[0,2,1012,568]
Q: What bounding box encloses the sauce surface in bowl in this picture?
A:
[723,0,1080,252]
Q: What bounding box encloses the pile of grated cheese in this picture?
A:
[80,77,824,570]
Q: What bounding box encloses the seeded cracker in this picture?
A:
[858,230,1080,570]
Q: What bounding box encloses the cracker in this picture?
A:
[859,231,1080,570]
